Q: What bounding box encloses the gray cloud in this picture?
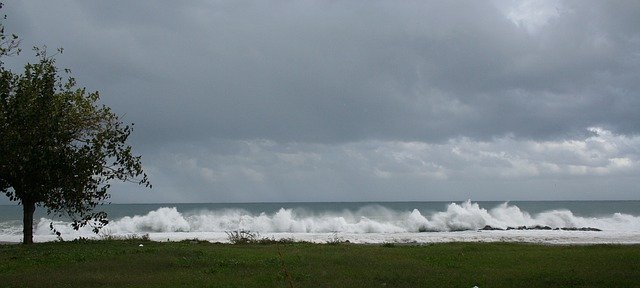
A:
[2,1,639,202]
[7,0,639,144]
[107,128,640,202]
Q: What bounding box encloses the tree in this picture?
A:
[0,3,20,59]
[0,5,150,244]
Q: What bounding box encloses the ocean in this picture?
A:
[1,200,639,244]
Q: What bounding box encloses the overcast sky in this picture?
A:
[3,0,639,203]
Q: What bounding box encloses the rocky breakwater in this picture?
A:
[479,225,602,231]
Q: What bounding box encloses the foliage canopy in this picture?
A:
[0,4,149,244]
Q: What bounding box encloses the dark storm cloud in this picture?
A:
[3,1,640,203]
[6,1,639,145]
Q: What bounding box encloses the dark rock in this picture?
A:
[561,227,602,232]
[527,225,553,230]
[480,225,504,231]
[485,225,602,232]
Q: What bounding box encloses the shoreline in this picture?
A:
[4,230,640,246]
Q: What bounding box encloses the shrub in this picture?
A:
[226,230,258,244]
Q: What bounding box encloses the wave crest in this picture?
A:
[23,200,639,237]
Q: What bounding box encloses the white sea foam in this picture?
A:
[2,201,640,243]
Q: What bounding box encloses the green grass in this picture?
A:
[1,240,639,287]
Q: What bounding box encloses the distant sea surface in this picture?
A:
[1,201,639,244]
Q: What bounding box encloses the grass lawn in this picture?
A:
[1,240,639,287]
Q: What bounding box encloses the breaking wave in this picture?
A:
[25,200,640,238]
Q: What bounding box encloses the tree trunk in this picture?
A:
[22,200,35,244]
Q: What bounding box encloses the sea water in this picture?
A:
[0,200,639,244]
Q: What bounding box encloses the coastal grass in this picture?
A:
[1,240,639,287]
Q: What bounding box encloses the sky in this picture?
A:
[2,0,639,203]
